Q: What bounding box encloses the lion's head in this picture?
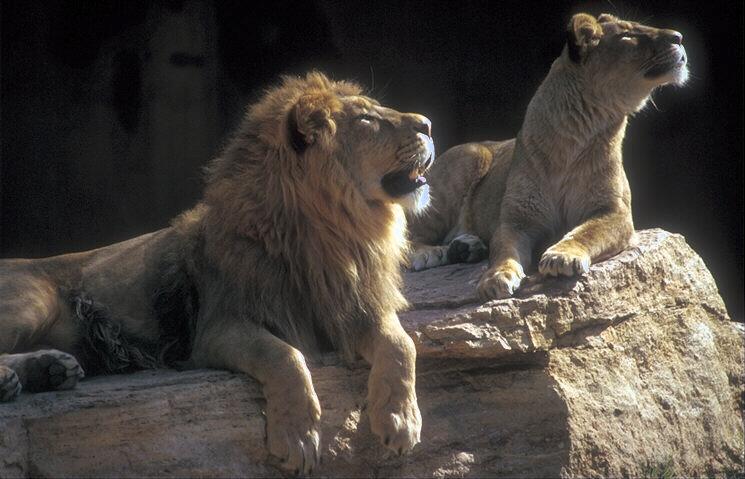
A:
[564,13,688,112]
[204,71,434,264]
[227,71,434,215]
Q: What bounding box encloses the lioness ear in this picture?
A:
[566,13,603,63]
[287,93,339,154]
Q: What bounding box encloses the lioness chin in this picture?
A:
[408,13,688,300]
[0,72,434,474]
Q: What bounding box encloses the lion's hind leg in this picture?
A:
[0,350,84,394]
[446,233,488,264]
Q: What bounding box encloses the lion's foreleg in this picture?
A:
[539,210,633,277]
[191,323,320,475]
[357,314,421,454]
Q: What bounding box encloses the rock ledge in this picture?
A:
[1,229,743,477]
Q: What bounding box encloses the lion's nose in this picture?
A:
[660,29,683,45]
[407,114,432,138]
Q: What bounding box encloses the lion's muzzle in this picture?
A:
[383,131,435,198]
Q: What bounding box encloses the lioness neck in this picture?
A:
[520,56,629,167]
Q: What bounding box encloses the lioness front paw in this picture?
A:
[478,260,525,300]
[22,350,84,393]
[447,234,488,264]
[0,366,21,402]
[369,388,422,455]
[265,390,321,475]
[539,243,590,277]
[409,245,448,272]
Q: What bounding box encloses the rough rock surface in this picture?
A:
[1,229,743,478]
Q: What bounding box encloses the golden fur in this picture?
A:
[0,72,434,473]
[408,13,688,300]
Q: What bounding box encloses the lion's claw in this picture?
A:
[265,391,321,476]
[369,395,422,455]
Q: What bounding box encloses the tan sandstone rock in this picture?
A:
[1,229,743,477]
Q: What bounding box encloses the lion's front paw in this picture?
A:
[409,245,448,272]
[478,260,525,300]
[265,390,321,476]
[539,243,590,277]
[0,366,21,402]
[369,387,422,455]
[22,350,84,393]
[447,234,488,264]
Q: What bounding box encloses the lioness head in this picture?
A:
[565,13,688,112]
[243,71,435,215]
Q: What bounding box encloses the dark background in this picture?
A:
[1,1,743,318]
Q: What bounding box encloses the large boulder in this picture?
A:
[1,229,742,477]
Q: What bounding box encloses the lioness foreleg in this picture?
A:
[358,314,421,455]
[192,323,321,475]
[539,210,633,277]
[478,224,536,300]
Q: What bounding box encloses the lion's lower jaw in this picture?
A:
[399,184,430,215]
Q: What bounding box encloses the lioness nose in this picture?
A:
[661,29,683,45]
[406,114,432,137]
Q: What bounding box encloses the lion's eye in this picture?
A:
[618,33,638,44]
[356,114,378,126]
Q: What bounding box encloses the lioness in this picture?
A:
[409,13,688,300]
[0,72,433,474]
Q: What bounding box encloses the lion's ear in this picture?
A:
[287,93,339,154]
[566,13,603,63]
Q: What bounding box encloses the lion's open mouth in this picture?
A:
[381,167,428,197]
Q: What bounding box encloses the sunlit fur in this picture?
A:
[408,13,687,301]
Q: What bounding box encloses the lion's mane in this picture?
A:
[175,72,408,358]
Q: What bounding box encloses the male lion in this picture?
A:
[408,13,688,300]
[0,72,433,474]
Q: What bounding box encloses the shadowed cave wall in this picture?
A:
[1,0,742,318]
